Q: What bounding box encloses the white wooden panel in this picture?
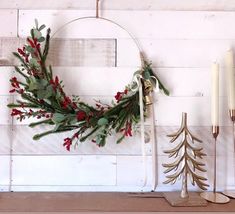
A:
[12,155,116,185]
[0,96,13,125]
[0,10,17,37]
[156,96,230,126]
[117,156,153,187]
[117,155,234,192]
[1,38,116,67]
[19,10,235,39]
[0,68,13,94]
[9,66,227,97]
[0,38,19,65]
[12,95,230,126]
[53,67,134,95]
[11,125,231,157]
[2,0,235,11]
[11,185,152,192]
[0,126,12,154]
[5,37,235,68]
[12,125,146,155]
[10,155,234,191]
[48,39,116,67]
[118,38,234,68]
[0,156,11,186]
[157,126,232,156]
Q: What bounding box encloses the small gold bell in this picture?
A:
[145,94,152,105]
[144,79,153,93]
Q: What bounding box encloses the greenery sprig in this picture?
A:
[8,20,169,151]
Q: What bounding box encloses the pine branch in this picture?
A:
[29,119,53,127]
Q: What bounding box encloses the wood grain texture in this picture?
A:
[47,39,116,67]
[10,95,231,126]
[9,125,233,156]
[11,155,117,186]
[0,192,234,212]
[5,154,235,191]
[18,10,235,39]
[0,38,116,66]
[1,7,235,192]
[0,157,11,186]
[1,0,235,11]
[2,38,235,68]
[0,10,17,37]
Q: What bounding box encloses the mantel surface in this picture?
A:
[0,192,234,212]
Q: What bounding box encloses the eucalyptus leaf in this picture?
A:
[35,19,39,29]
[39,24,46,31]
[33,29,42,39]
[38,37,45,42]
[37,89,48,99]
[46,85,54,97]
[29,58,39,67]
[96,135,102,145]
[52,113,66,123]
[25,45,34,53]
[28,82,38,91]
[97,118,108,126]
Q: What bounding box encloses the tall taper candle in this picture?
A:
[226,49,235,110]
[211,62,219,126]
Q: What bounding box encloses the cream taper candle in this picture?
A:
[211,62,219,126]
[225,49,235,110]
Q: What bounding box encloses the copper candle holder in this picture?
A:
[200,126,230,203]
[223,109,235,198]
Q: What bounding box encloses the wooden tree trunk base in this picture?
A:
[163,192,208,207]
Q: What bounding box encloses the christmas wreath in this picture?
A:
[8,20,169,151]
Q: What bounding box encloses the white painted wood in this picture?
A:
[11,125,146,155]
[50,67,226,97]
[2,0,235,11]
[11,95,230,126]
[0,38,19,65]
[6,65,228,97]
[0,38,116,66]
[0,156,11,186]
[0,96,13,125]
[118,38,234,68]
[2,6,235,192]
[10,185,153,192]
[3,37,235,68]
[12,155,116,185]
[10,125,232,157]
[0,68,13,94]
[0,10,17,37]
[18,10,235,39]
[156,96,230,126]
[10,155,231,192]
[48,39,116,67]
[117,155,234,192]
[116,156,153,187]
[0,126,12,154]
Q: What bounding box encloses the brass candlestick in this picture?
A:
[229,109,235,152]
[223,109,235,198]
[200,126,230,203]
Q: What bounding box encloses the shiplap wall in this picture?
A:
[1,0,235,192]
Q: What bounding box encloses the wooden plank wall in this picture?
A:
[0,0,235,192]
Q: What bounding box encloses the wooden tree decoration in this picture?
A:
[163,112,209,199]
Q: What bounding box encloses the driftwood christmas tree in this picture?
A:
[163,112,209,199]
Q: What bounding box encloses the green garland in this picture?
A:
[8,21,169,151]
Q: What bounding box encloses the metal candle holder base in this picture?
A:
[200,126,230,203]
[223,109,235,199]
